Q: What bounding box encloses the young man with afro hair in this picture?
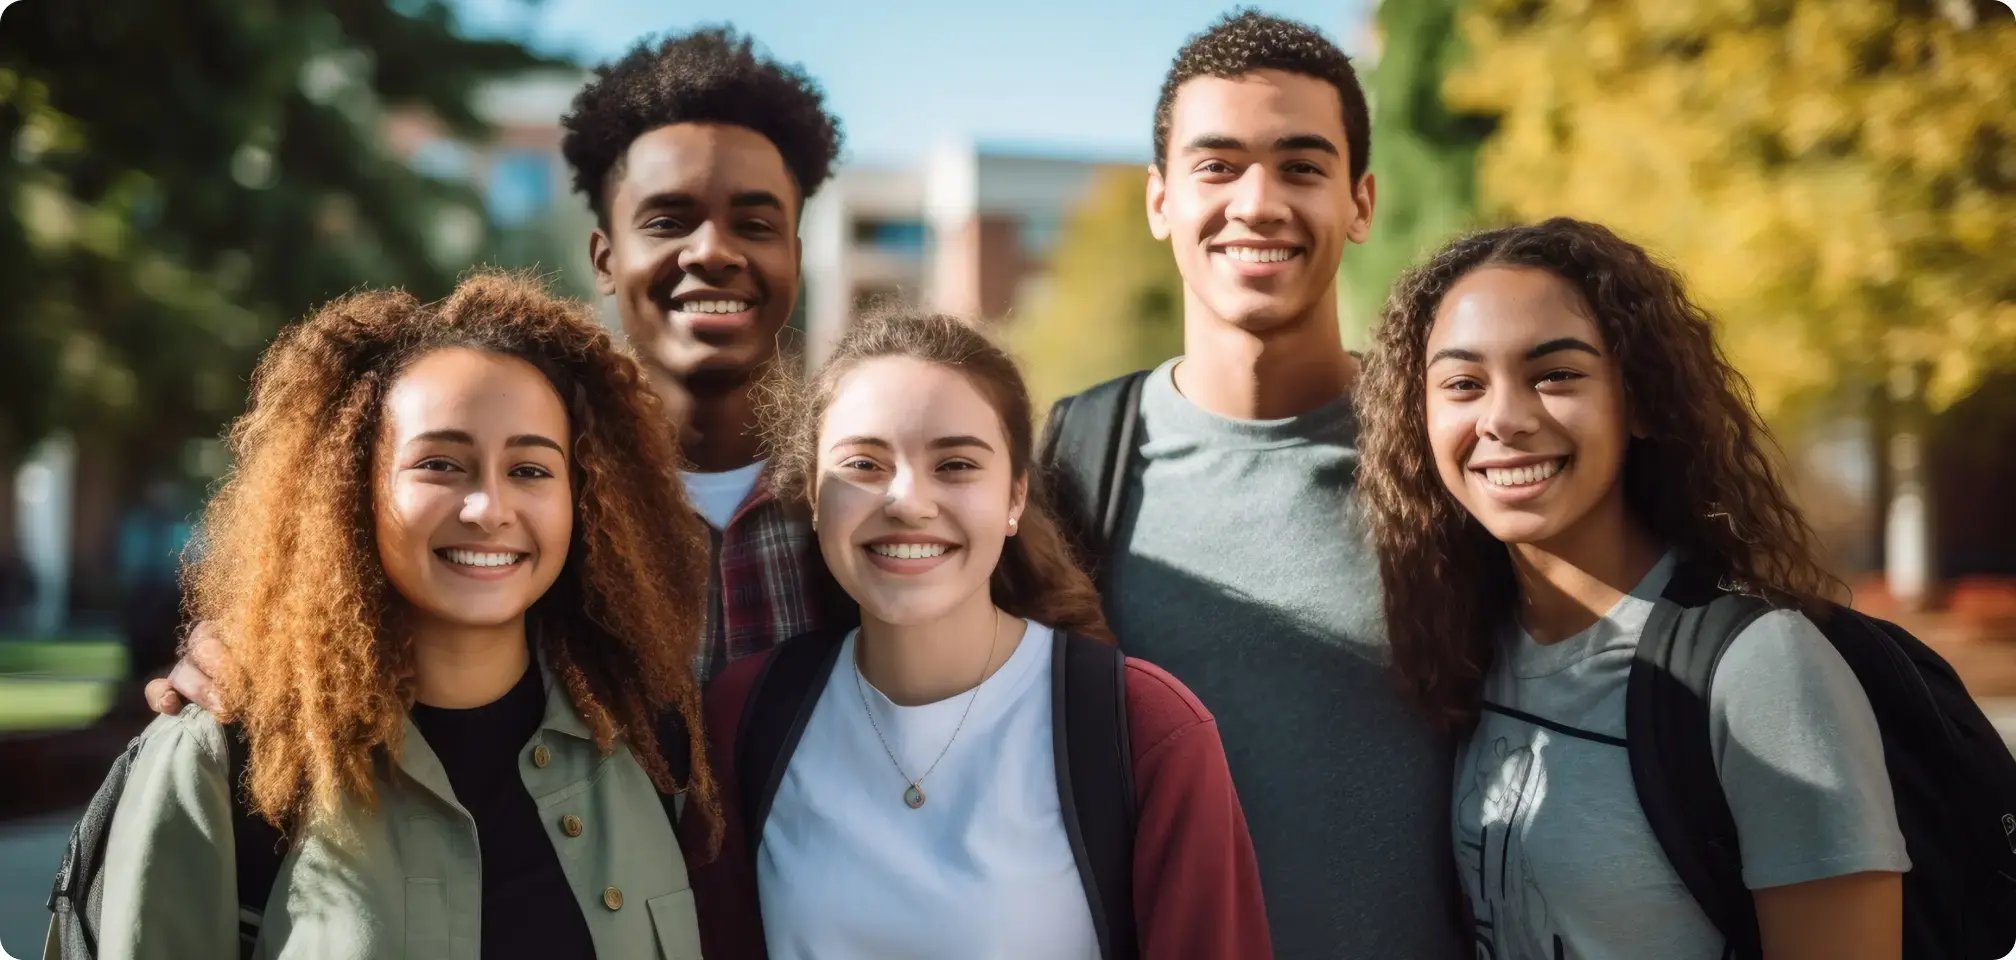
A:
[561,26,855,678]
[147,29,853,722]
[1043,11,1467,957]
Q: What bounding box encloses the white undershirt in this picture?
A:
[757,621,1100,960]
[680,459,766,529]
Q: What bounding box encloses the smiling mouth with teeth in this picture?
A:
[436,548,528,568]
[674,299,754,314]
[1480,459,1568,487]
[867,543,953,560]
[1220,246,1300,263]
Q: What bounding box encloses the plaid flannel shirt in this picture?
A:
[698,469,855,683]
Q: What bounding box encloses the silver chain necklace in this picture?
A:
[854,610,1006,809]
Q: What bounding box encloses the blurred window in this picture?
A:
[852,218,928,257]
[488,149,555,227]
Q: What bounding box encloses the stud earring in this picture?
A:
[1008,516,1019,531]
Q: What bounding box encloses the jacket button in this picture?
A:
[561,814,583,838]
[530,744,550,768]
[602,886,623,911]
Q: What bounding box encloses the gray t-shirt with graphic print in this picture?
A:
[1454,553,1910,959]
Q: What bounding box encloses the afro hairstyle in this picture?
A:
[560,26,843,224]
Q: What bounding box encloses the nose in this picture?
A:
[677,221,747,280]
[460,484,510,533]
[1476,383,1542,443]
[1224,164,1288,226]
[881,465,937,526]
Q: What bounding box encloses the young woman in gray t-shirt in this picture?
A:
[1356,218,1910,959]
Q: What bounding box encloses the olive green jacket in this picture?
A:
[51,664,703,960]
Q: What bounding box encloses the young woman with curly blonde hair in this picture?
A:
[1357,219,1908,959]
[84,272,715,959]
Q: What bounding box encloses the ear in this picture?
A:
[1146,163,1172,242]
[1007,474,1029,535]
[590,228,616,297]
[1345,172,1376,246]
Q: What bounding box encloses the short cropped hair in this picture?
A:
[1153,10,1371,181]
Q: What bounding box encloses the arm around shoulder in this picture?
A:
[1124,659,1271,960]
[95,706,243,960]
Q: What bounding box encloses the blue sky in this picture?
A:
[450,0,1375,165]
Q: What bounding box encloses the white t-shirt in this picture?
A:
[681,459,766,530]
[756,620,1101,960]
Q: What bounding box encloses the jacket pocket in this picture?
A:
[404,878,450,958]
[646,889,703,960]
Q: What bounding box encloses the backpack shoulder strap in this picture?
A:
[1627,563,1771,960]
[45,734,148,958]
[1052,630,1138,960]
[736,629,848,858]
[1039,370,1149,586]
[223,723,284,957]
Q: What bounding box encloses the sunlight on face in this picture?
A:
[373,347,573,631]
[1423,266,1633,548]
[813,356,1027,628]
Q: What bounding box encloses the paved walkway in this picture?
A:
[0,809,70,959]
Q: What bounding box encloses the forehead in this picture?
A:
[382,347,569,437]
[608,122,799,215]
[1428,266,1604,354]
[1168,70,1347,144]
[820,357,1008,447]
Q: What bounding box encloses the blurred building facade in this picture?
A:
[801,142,1136,364]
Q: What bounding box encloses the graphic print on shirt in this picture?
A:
[1458,732,1567,960]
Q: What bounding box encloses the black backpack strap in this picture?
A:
[1627,563,1772,960]
[736,629,847,858]
[655,709,694,825]
[1052,630,1138,960]
[1039,370,1148,587]
[224,724,285,957]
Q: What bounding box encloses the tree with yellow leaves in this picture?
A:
[1449,0,2015,601]
[1007,167,1185,408]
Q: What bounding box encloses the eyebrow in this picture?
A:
[635,190,784,210]
[1182,133,1340,157]
[826,435,997,453]
[1427,337,1605,367]
[410,429,567,458]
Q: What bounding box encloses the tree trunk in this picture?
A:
[1883,365,1938,611]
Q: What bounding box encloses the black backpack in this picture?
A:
[47,716,690,959]
[1038,370,1148,586]
[1631,563,2016,959]
[736,627,1139,960]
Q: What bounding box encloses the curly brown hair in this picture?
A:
[1357,218,1839,731]
[190,271,717,831]
[758,308,1114,644]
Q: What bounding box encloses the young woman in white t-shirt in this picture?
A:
[1358,218,1911,959]
[684,309,1270,960]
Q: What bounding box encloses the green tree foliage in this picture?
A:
[1338,0,1492,342]
[0,0,549,470]
[1448,0,2016,417]
[1009,167,1184,408]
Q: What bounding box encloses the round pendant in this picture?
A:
[903,782,926,809]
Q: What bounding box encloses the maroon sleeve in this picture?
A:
[1126,657,1273,960]
[682,651,771,960]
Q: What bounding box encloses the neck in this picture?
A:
[1175,289,1356,420]
[648,366,765,472]
[1508,496,1665,644]
[856,593,1024,706]
[410,615,531,708]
